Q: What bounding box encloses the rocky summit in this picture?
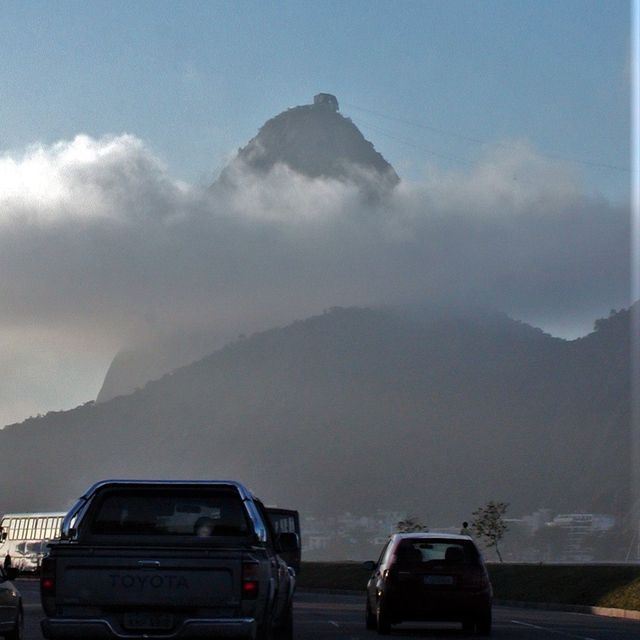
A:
[216,93,400,192]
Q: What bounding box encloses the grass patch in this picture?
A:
[298,562,640,611]
[488,564,640,610]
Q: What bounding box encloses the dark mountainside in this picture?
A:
[0,305,631,525]
[97,93,399,403]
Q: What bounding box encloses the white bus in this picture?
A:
[0,512,66,572]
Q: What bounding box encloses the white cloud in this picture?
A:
[0,133,630,423]
[0,134,190,225]
[417,140,583,216]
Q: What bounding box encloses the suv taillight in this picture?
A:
[242,562,259,599]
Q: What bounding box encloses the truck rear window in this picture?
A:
[89,487,251,537]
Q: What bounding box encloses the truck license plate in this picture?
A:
[123,612,174,630]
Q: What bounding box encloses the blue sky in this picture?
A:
[1,0,631,199]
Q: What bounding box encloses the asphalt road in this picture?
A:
[17,580,640,639]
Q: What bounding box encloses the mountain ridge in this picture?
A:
[0,305,631,527]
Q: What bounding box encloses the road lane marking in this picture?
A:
[328,620,340,628]
[511,619,598,640]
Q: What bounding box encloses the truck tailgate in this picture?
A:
[55,549,242,608]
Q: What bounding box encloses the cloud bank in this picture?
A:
[0,133,630,423]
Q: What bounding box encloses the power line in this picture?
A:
[345,102,487,145]
[357,118,602,192]
[344,102,630,173]
[355,118,475,166]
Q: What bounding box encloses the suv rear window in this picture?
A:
[89,487,251,537]
[395,538,479,565]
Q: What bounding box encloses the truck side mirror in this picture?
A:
[276,532,300,553]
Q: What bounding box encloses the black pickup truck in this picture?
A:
[40,480,299,639]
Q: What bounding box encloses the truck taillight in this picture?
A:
[242,562,259,599]
[40,556,57,615]
[41,557,56,594]
[41,577,55,591]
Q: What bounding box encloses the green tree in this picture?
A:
[471,501,509,562]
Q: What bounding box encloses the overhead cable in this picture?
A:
[345,102,629,173]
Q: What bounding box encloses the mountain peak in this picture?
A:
[313,92,339,111]
[216,94,399,191]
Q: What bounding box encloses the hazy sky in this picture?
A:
[0,1,632,427]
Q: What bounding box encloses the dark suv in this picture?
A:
[365,533,492,635]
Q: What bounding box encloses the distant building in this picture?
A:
[313,93,339,111]
[552,513,615,532]
[301,510,404,560]
[551,513,616,562]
